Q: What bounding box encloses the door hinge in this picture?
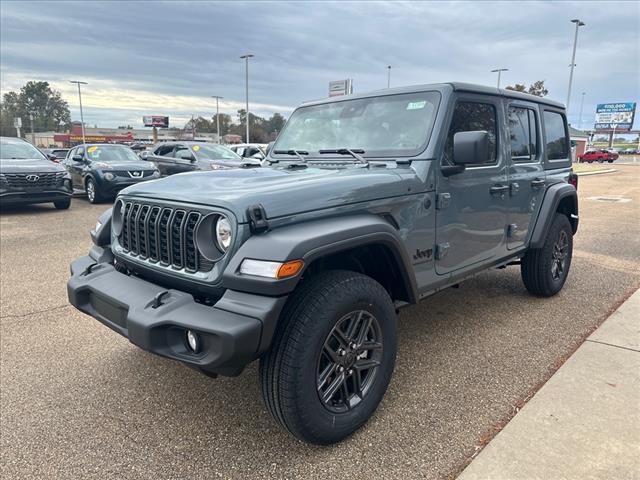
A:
[436,193,451,210]
[435,242,450,260]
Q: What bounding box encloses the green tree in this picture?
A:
[0,81,71,136]
[506,80,548,97]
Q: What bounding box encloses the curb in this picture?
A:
[575,168,616,176]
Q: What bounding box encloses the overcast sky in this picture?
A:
[1,1,638,131]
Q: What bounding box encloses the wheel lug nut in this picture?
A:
[349,342,357,349]
[338,366,345,372]
[348,369,353,375]
[338,349,345,356]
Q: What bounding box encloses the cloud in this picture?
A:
[1,0,638,130]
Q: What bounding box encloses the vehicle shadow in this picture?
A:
[0,203,62,215]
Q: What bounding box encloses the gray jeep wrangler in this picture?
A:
[68,83,578,445]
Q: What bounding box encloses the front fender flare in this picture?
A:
[222,214,418,300]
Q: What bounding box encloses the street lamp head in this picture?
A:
[69,80,88,85]
[570,19,585,26]
[491,68,509,73]
[211,95,223,99]
[240,54,254,59]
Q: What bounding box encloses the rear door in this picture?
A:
[505,102,545,249]
[435,96,508,275]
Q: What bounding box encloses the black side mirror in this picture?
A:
[139,151,150,160]
[72,154,84,162]
[453,131,490,165]
[47,153,57,161]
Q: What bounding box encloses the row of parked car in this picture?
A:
[0,137,268,210]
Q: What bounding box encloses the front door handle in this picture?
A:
[531,178,545,189]
[490,185,510,196]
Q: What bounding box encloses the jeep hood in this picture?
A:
[120,166,416,222]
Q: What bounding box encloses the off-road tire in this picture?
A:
[85,177,101,204]
[259,270,397,445]
[521,213,573,297]
[53,199,71,210]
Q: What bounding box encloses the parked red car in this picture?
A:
[578,149,618,163]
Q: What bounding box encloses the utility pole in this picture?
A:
[29,111,35,145]
[387,65,391,88]
[240,54,254,143]
[69,80,88,146]
[578,92,586,130]
[566,19,585,111]
[491,68,508,89]
[211,95,223,143]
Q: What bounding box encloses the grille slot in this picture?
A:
[119,201,210,273]
[2,172,65,189]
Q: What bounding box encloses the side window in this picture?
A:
[155,145,174,157]
[508,106,538,162]
[444,101,497,166]
[543,111,569,160]
[76,147,84,157]
[174,145,193,159]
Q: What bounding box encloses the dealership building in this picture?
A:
[26,122,227,147]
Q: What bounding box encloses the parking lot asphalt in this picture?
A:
[1,166,639,480]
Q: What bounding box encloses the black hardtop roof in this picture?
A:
[301,82,565,109]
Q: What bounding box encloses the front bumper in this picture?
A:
[0,189,72,205]
[95,176,153,197]
[68,255,287,376]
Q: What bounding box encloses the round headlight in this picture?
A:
[104,172,115,181]
[215,216,232,251]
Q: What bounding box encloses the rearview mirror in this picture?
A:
[139,151,150,160]
[47,153,58,161]
[453,131,490,165]
[73,154,84,162]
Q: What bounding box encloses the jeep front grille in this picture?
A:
[118,201,213,272]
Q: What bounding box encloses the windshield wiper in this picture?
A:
[318,148,367,164]
[272,149,309,163]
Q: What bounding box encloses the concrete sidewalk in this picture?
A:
[458,289,640,480]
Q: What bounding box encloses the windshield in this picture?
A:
[274,91,440,158]
[86,145,140,162]
[191,144,241,160]
[0,139,47,160]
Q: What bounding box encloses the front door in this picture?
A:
[150,144,176,176]
[505,102,545,249]
[68,146,85,190]
[435,97,508,275]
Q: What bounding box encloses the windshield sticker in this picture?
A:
[192,145,200,151]
[87,146,98,153]
[406,101,427,110]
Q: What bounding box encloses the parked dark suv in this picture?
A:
[142,141,260,176]
[68,83,578,445]
[62,144,160,203]
[0,136,72,209]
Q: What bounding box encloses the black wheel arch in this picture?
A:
[529,183,578,249]
[222,214,418,303]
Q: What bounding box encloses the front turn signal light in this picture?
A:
[239,259,304,279]
[277,260,304,279]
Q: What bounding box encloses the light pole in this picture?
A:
[29,111,35,145]
[69,80,88,146]
[211,95,223,143]
[566,19,585,112]
[387,65,391,88]
[578,92,586,130]
[491,68,508,89]
[240,54,254,143]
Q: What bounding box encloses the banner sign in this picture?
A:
[594,102,636,131]
[329,79,353,97]
[143,116,169,128]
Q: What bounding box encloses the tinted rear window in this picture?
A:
[544,111,569,160]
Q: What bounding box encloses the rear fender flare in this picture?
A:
[529,183,578,249]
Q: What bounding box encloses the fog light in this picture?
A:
[186,330,199,353]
